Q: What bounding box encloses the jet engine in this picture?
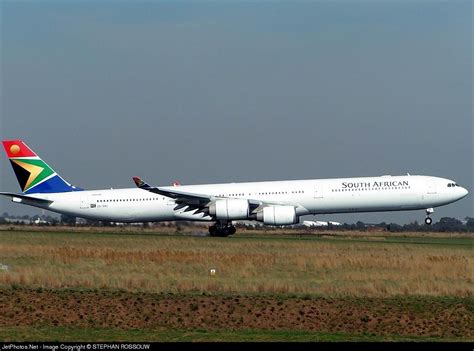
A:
[209,199,249,220]
[256,205,298,225]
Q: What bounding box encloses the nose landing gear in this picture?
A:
[425,208,434,225]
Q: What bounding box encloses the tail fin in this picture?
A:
[2,140,83,194]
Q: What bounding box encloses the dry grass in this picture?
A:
[1,224,473,238]
[0,229,472,297]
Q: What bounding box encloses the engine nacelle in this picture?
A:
[209,199,249,220]
[256,205,298,226]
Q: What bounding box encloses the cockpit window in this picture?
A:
[447,183,459,188]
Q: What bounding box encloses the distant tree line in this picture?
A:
[0,212,473,232]
[316,217,474,233]
[382,217,474,233]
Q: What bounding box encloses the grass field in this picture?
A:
[0,228,472,297]
[0,227,472,341]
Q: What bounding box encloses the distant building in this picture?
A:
[232,220,264,228]
[303,220,341,227]
[33,218,49,225]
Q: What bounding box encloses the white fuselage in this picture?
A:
[15,175,468,223]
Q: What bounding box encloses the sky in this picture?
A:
[0,0,472,224]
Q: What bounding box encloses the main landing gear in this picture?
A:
[209,222,236,237]
[425,208,434,225]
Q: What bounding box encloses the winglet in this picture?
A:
[133,176,153,190]
[133,176,145,187]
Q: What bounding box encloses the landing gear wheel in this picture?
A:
[208,224,236,237]
[209,225,217,236]
[425,217,432,225]
[222,226,236,236]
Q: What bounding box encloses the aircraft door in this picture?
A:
[314,184,324,199]
[427,181,437,195]
[80,199,89,209]
[80,198,97,209]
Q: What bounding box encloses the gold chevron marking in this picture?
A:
[10,145,20,155]
[12,160,44,191]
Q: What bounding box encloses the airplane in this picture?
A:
[303,220,341,227]
[0,140,469,237]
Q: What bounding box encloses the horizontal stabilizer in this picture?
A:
[0,192,53,204]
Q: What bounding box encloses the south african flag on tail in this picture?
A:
[2,140,83,194]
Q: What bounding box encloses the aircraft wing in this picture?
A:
[133,177,211,205]
[133,176,216,214]
[132,177,296,214]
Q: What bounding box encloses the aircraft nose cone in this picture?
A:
[460,187,469,198]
